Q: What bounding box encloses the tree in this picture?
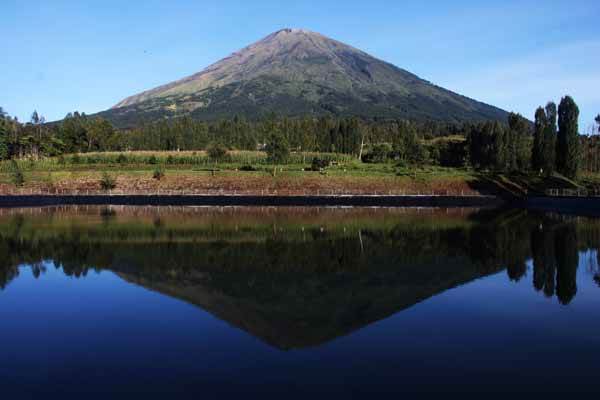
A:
[507,113,531,171]
[532,107,547,173]
[265,133,290,163]
[363,143,392,163]
[543,102,557,175]
[0,118,9,160]
[557,96,580,179]
[59,112,88,153]
[30,110,40,125]
[490,121,507,171]
[86,118,114,151]
[206,142,228,161]
[596,114,600,134]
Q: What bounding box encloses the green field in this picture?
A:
[0,150,598,196]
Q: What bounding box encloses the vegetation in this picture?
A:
[0,207,595,311]
[544,103,558,174]
[265,133,290,163]
[206,142,228,161]
[557,96,581,179]
[152,166,165,180]
[9,160,24,187]
[0,95,598,195]
[100,172,117,191]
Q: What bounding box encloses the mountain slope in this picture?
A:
[102,28,508,127]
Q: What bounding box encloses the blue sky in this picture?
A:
[1,0,599,129]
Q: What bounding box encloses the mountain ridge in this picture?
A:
[101,28,509,127]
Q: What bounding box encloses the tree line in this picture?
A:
[0,109,465,160]
[467,96,590,179]
[1,98,599,177]
[0,109,119,159]
[0,209,594,306]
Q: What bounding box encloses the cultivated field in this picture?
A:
[0,150,596,197]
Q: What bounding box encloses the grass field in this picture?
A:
[0,150,598,196]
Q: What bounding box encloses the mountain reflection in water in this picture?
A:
[0,206,598,350]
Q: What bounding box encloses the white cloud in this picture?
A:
[441,40,600,125]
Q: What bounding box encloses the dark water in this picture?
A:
[1,206,599,398]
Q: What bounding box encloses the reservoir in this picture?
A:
[1,206,599,397]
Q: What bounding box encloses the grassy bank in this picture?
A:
[0,150,598,196]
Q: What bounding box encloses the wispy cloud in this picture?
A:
[441,40,600,124]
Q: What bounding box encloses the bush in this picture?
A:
[100,172,116,191]
[362,143,392,163]
[71,154,81,164]
[10,160,24,187]
[85,156,99,164]
[152,166,165,180]
[239,165,257,171]
[148,155,158,165]
[311,158,331,171]
[429,140,467,167]
[207,143,228,161]
[116,153,128,164]
[166,155,175,164]
[265,133,290,164]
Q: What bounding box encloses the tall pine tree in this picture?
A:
[557,96,580,179]
[532,107,547,173]
[508,113,531,172]
[543,102,557,175]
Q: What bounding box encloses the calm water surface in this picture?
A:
[1,206,599,398]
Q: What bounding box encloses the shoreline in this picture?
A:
[0,194,504,208]
[0,194,598,216]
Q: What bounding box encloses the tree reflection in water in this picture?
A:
[0,206,598,348]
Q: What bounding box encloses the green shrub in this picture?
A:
[239,165,257,171]
[116,154,128,164]
[152,166,165,180]
[100,172,116,191]
[86,156,99,164]
[362,143,393,163]
[207,143,228,161]
[10,160,24,187]
[148,155,158,165]
[311,158,331,171]
[71,154,81,164]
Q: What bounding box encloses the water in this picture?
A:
[1,206,599,397]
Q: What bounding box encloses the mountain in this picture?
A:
[102,28,509,128]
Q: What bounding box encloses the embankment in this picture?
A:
[523,196,600,216]
[2,194,599,215]
[0,195,504,208]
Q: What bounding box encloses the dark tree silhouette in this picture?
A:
[532,107,547,173]
[543,102,557,175]
[555,225,579,305]
[557,96,581,179]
